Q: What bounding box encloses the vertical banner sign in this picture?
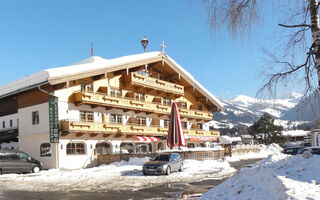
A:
[316,134,320,147]
[49,96,59,143]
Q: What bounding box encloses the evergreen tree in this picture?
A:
[250,113,285,144]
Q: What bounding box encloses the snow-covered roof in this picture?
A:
[281,130,310,137]
[220,136,232,144]
[240,135,253,139]
[0,51,223,110]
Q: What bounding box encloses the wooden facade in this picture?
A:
[59,59,221,142]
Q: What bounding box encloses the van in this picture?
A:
[0,150,43,175]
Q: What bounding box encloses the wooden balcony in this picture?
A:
[73,91,213,121]
[130,73,184,95]
[60,120,220,138]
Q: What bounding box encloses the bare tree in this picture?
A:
[203,0,320,101]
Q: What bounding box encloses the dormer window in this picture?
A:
[181,102,187,109]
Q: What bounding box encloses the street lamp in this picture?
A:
[141,36,149,53]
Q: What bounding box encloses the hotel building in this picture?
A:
[0,51,223,169]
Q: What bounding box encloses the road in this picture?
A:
[0,159,261,200]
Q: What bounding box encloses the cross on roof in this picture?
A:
[160,41,167,54]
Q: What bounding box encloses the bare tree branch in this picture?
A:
[278,23,311,28]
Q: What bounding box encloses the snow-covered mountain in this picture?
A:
[209,92,314,129]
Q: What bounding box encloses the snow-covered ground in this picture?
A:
[0,145,278,193]
[0,158,235,192]
[201,145,320,200]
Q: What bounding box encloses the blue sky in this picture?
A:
[0,1,291,99]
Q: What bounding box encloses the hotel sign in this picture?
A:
[49,96,59,143]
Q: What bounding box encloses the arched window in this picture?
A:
[135,143,151,154]
[120,143,134,154]
[40,143,51,157]
[200,143,206,147]
[66,142,86,155]
[157,142,164,151]
[96,143,112,155]
[187,143,195,148]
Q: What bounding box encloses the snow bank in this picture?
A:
[226,143,282,162]
[201,153,320,200]
[0,157,235,192]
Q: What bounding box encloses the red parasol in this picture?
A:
[167,102,186,147]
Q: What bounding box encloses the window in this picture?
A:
[110,114,122,124]
[181,102,187,109]
[110,88,122,97]
[96,143,112,155]
[10,120,13,127]
[32,111,39,125]
[81,83,93,92]
[198,105,203,111]
[116,89,121,97]
[40,143,51,157]
[137,70,150,77]
[163,98,171,106]
[197,123,203,130]
[66,142,86,155]
[80,111,94,122]
[110,88,115,97]
[120,143,134,154]
[18,152,29,160]
[135,93,145,101]
[4,153,19,160]
[2,121,4,128]
[182,121,188,129]
[164,119,170,127]
[157,142,164,151]
[137,117,146,126]
[187,143,195,148]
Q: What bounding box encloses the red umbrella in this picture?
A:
[167,102,186,147]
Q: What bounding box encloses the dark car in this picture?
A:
[282,147,304,155]
[142,153,183,175]
[0,150,43,175]
[302,147,320,155]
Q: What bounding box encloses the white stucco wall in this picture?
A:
[19,134,58,169]
[18,102,49,136]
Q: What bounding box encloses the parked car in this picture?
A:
[301,147,320,157]
[0,150,43,175]
[142,153,183,175]
[282,147,304,155]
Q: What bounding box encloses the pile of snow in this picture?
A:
[0,157,235,192]
[201,152,320,200]
[226,143,282,162]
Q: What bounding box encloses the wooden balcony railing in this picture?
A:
[130,73,184,95]
[73,91,213,121]
[60,120,220,138]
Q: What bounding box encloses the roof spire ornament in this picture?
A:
[160,41,167,54]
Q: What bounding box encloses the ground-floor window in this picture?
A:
[136,143,152,153]
[40,143,51,157]
[187,143,195,148]
[66,142,86,155]
[96,142,112,155]
[120,143,134,154]
[199,143,206,147]
[157,142,165,150]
